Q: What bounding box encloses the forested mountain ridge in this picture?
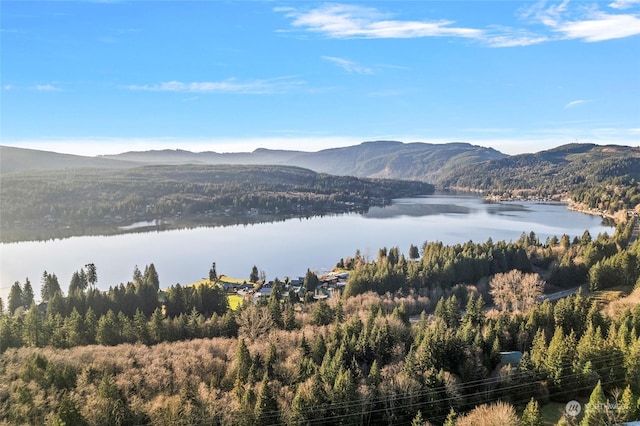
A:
[4,141,640,215]
[101,140,507,182]
[2,142,504,179]
[441,143,640,213]
[0,164,434,242]
[441,143,640,194]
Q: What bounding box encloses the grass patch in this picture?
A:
[540,401,566,425]
[228,294,244,311]
[186,278,216,288]
[218,275,248,284]
[604,286,640,318]
[591,284,633,302]
[540,398,588,426]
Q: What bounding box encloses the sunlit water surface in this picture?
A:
[0,194,611,299]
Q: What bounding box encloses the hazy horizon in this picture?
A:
[3,138,639,158]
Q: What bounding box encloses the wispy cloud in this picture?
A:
[609,0,640,10]
[2,83,62,91]
[565,99,589,109]
[34,84,62,92]
[484,33,549,47]
[278,4,483,40]
[527,0,640,42]
[322,56,373,74]
[278,2,640,46]
[127,77,304,94]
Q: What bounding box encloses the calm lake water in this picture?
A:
[0,194,612,300]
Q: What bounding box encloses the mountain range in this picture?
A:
[2,142,639,192]
[1,141,505,183]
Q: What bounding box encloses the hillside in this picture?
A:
[441,143,640,198]
[0,164,434,242]
[5,142,640,214]
[442,143,640,190]
[0,145,139,174]
[102,141,506,182]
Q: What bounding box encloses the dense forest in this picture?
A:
[2,216,640,425]
[0,164,433,242]
[441,144,640,214]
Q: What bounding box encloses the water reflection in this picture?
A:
[0,194,612,300]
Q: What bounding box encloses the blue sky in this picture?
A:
[1,0,639,155]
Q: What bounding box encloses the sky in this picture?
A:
[1,0,639,156]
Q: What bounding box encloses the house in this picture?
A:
[496,351,523,372]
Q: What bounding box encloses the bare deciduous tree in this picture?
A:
[489,270,544,312]
[238,305,275,341]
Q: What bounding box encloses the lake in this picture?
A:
[0,194,612,299]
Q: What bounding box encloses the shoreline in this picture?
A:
[445,186,623,224]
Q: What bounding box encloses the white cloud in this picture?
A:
[34,84,62,92]
[484,33,549,47]
[565,99,589,109]
[557,12,640,41]
[127,77,304,94]
[609,0,640,10]
[322,56,373,74]
[280,2,640,46]
[528,1,640,41]
[279,4,483,39]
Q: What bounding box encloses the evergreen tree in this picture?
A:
[23,301,43,347]
[52,392,88,426]
[68,270,87,294]
[311,299,334,326]
[84,308,97,344]
[581,380,606,426]
[264,342,277,379]
[411,410,426,426]
[143,263,160,290]
[544,327,577,398]
[303,269,320,295]
[8,281,22,314]
[65,308,86,347]
[443,407,456,426]
[149,307,165,344]
[132,265,143,284]
[254,373,279,426]
[619,385,637,422]
[41,271,61,301]
[283,303,297,330]
[133,309,150,345]
[236,338,252,381]
[250,265,260,283]
[291,372,328,424]
[85,263,97,288]
[368,359,382,387]
[209,262,217,282]
[22,278,34,309]
[96,310,120,346]
[409,244,420,260]
[520,398,543,426]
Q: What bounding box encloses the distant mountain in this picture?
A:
[101,141,506,183]
[5,143,639,195]
[0,145,139,174]
[441,143,640,194]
